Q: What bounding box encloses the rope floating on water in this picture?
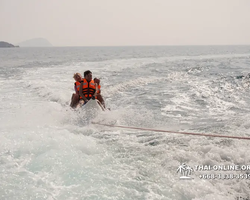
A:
[91,122,250,140]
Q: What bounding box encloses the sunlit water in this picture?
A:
[1,46,250,200]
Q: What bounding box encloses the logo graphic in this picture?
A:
[177,163,194,180]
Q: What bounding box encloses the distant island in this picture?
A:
[18,38,53,47]
[0,41,19,48]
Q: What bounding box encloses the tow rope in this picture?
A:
[91,122,250,140]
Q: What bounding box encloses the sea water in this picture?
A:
[0,46,250,200]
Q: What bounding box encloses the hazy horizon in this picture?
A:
[4,44,250,47]
[1,0,250,46]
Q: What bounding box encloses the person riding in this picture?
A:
[94,77,105,108]
[79,70,97,103]
[70,72,83,108]
[79,70,106,108]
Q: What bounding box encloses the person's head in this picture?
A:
[94,78,100,85]
[84,70,92,81]
[73,73,82,82]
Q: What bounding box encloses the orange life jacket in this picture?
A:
[81,78,96,100]
[75,81,81,92]
[75,80,83,99]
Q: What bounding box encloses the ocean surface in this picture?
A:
[1,46,250,200]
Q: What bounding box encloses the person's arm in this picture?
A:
[74,83,78,93]
[98,85,101,94]
[93,83,98,97]
[95,78,101,94]
[79,82,88,101]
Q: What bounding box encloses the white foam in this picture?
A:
[1,47,250,199]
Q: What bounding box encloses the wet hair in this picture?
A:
[84,70,92,77]
[73,73,82,79]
